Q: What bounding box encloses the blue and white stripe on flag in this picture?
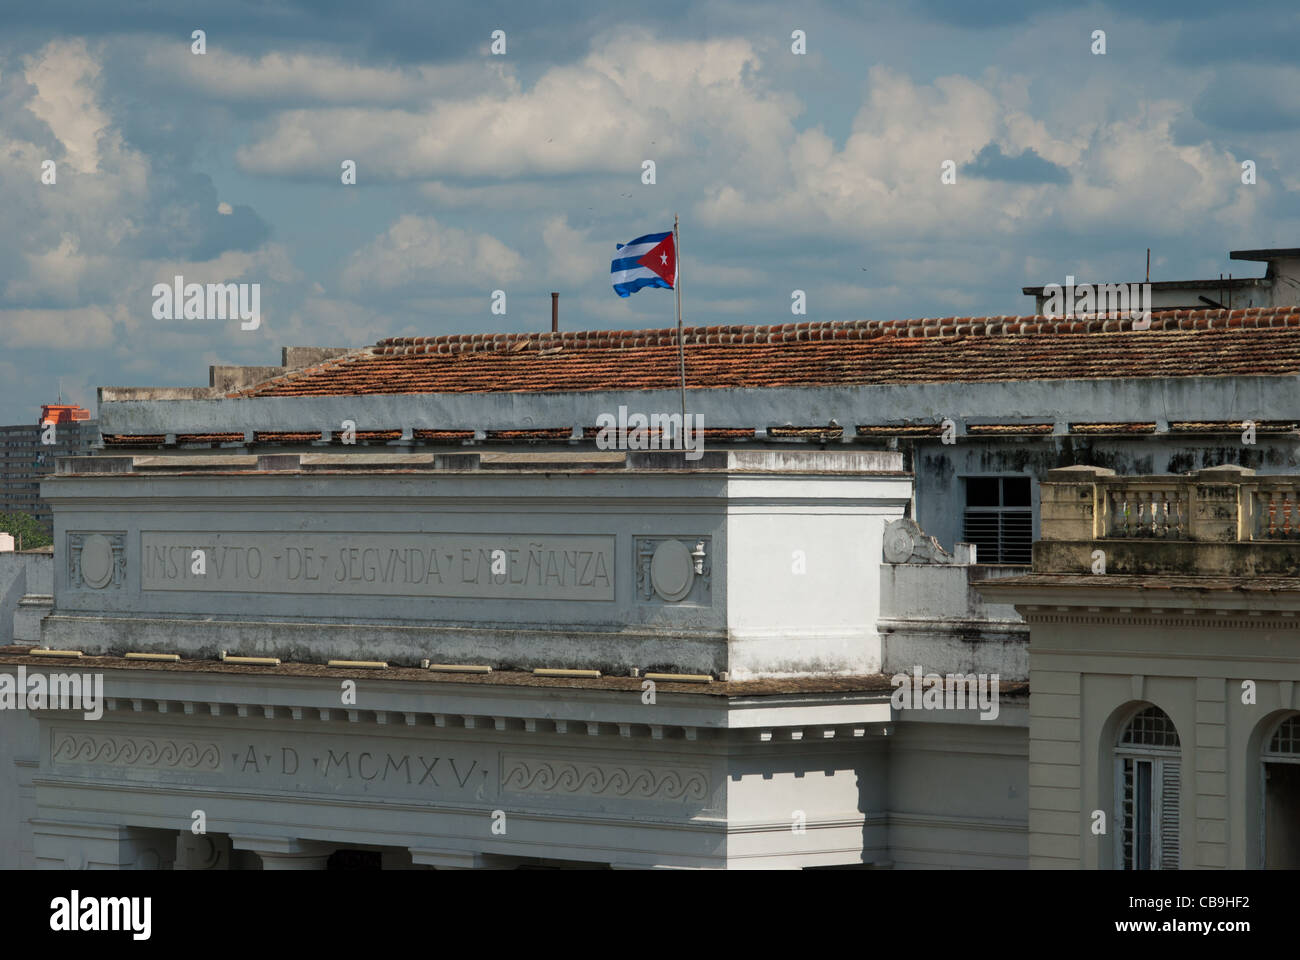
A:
[611,230,676,298]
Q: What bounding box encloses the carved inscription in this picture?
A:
[51,728,495,800]
[232,744,490,798]
[141,532,615,600]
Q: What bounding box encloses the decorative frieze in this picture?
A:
[501,755,710,802]
[52,731,222,770]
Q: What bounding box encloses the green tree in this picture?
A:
[0,513,52,551]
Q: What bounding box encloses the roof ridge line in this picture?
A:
[227,345,376,399]
[366,306,1300,356]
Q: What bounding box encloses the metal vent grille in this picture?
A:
[961,511,1032,564]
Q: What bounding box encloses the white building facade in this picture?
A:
[7,304,1300,869]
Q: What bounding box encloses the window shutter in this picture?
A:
[1159,759,1181,869]
[1000,511,1032,564]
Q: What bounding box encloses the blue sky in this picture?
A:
[1,0,1298,423]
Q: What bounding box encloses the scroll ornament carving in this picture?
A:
[502,759,708,801]
[52,733,222,770]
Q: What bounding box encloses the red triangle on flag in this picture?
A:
[636,234,676,284]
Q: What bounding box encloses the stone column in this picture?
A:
[175,832,232,870]
[33,822,176,869]
[231,836,332,870]
[1194,677,1228,868]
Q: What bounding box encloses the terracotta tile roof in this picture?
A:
[413,429,475,441]
[231,307,1300,398]
[1069,422,1158,434]
[1169,420,1297,433]
[177,432,245,444]
[336,429,401,443]
[856,423,945,437]
[486,428,572,442]
[966,423,1054,435]
[768,425,844,439]
[253,430,322,443]
[103,434,165,446]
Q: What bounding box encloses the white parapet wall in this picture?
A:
[41,450,910,680]
[879,562,1029,681]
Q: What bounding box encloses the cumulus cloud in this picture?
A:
[543,216,608,286]
[22,39,113,175]
[340,215,523,295]
[695,65,1269,244]
[5,13,1300,422]
[235,31,796,182]
[141,46,516,105]
[0,37,289,419]
[0,306,116,349]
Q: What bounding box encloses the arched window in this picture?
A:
[1262,714,1300,869]
[1116,706,1181,870]
[1265,715,1300,759]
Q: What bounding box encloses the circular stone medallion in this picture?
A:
[650,539,695,602]
[80,534,114,589]
[882,524,917,564]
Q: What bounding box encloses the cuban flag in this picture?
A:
[611,229,676,298]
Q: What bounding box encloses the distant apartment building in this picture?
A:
[1024,246,1300,315]
[0,404,97,537]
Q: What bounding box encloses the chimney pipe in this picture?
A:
[551,292,559,332]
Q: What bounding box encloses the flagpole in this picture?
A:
[675,213,685,419]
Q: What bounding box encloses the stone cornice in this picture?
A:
[975,579,1300,614]
[4,656,896,739]
[1022,608,1300,632]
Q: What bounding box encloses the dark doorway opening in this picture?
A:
[1265,763,1300,869]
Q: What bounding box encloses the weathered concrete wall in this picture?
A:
[0,705,37,868]
[95,374,1300,437]
[0,553,52,644]
[886,707,1030,868]
[879,563,1029,680]
[0,555,49,867]
[876,561,1031,866]
[911,434,1300,558]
